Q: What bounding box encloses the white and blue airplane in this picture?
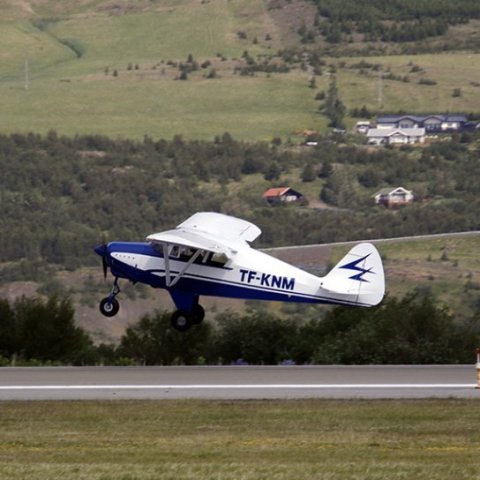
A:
[95,212,385,331]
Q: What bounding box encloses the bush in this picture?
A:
[0,295,95,364]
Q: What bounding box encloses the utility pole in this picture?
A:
[24,59,29,91]
[377,69,383,110]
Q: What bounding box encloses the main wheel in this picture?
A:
[99,297,120,317]
[171,310,192,332]
[191,304,205,325]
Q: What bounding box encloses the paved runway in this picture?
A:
[1,365,479,400]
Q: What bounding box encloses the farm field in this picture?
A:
[1,1,479,140]
[1,399,480,480]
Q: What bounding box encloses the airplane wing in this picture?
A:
[147,229,232,255]
[147,212,262,257]
[177,212,261,243]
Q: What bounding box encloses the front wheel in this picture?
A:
[99,297,120,317]
[171,310,192,332]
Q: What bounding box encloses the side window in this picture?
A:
[210,252,228,266]
[179,247,195,261]
[154,245,228,267]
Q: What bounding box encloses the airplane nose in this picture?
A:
[94,244,108,257]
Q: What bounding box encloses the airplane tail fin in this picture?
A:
[320,243,385,307]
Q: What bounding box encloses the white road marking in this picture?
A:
[0,384,476,390]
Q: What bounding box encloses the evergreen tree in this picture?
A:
[324,73,346,129]
[264,162,281,181]
[301,161,316,182]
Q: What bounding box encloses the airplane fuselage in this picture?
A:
[104,241,332,305]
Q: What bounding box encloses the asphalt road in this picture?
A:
[0,365,479,400]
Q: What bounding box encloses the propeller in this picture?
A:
[94,243,109,279]
[102,253,108,279]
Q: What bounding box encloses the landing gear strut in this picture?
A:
[99,278,121,317]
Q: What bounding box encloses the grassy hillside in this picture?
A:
[338,53,480,116]
[0,0,479,140]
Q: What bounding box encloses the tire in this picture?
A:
[191,304,205,325]
[99,297,120,317]
[171,310,192,332]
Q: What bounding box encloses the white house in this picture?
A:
[355,121,371,134]
[374,187,414,207]
[367,127,425,145]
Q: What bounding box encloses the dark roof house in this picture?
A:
[376,114,468,133]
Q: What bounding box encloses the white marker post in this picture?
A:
[476,348,480,389]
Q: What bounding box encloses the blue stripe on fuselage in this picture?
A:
[108,242,159,257]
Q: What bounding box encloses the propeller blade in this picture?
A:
[102,254,108,279]
[94,243,109,279]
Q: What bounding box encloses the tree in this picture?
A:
[309,289,478,364]
[212,311,299,364]
[323,73,346,129]
[0,295,95,364]
[320,168,358,207]
[264,161,281,181]
[301,161,316,182]
[318,160,333,178]
[358,168,381,187]
[0,299,17,359]
[14,295,94,364]
[118,310,212,365]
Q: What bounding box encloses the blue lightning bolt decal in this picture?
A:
[340,254,374,282]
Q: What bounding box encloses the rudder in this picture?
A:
[320,243,385,306]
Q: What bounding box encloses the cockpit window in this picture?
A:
[151,243,228,267]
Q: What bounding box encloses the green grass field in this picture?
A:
[338,53,480,116]
[0,71,323,141]
[1,399,480,479]
[1,1,480,140]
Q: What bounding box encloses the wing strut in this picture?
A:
[162,244,203,288]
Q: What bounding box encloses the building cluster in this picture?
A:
[267,114,478,210]
[357,114,478,145]
[262,186,415,209]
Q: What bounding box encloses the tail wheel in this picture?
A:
[171,310,192,332]
[191,304,205,325]
[99,297,120,317]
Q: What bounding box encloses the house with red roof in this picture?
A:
[263,187,304,205]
